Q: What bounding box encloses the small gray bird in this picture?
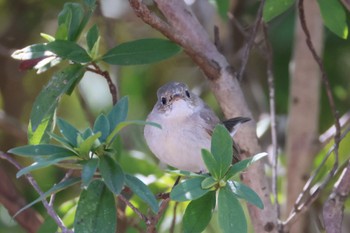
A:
[144,82,250,173]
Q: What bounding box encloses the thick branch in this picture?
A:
[128,0,277,232]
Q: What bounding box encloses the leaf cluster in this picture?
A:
[170,125,267,233]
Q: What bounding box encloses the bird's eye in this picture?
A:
[185,90,191,98]
[161,97,167,105]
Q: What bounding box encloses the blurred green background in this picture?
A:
[0,0,349,232]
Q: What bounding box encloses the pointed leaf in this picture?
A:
[75,132,101,158]
[14,177,81,218]
[201,149,220,179]
[9,144,75,157]
[57,3,84,41]
[87,24,99,51]
[201,176,217,190]
[228,181,264,209]
[211,124,233,178]
[107,96,128,134]
[102,38,181,65]
[93,114,110,142]
[11,43,54,60]
[225,152,267,180]
[57,118,80,147]
[183,191,216,233]
[82,159,98,188]
[16,153,76,178]
[99,155,125,194]
[218,186,247,233]
[263,0,294,22]
[318,0,348,39]
[30,64,85,132]
[46,40,91,63]
[74,180,116,233]
[170,177,209,202]
[125,174,159,213]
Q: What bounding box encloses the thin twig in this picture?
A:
[86,63,118,105]
[0,152,73,233]
[118,194,148,222]
[169,201,179,233]
[237,0,265,80]
[281,126,350,230]
[319,111,350,146]
[262,23,280,220]
[49,170,73,206]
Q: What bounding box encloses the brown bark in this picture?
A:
[286,0,323,232]
[128,0,277,232]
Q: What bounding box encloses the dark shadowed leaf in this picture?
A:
[46,40,91,63]
[99,155,124,194]
[228,181,264,209]
[170,177,209,202]
[318,0,348,39]
[93,114,110,142]
[57,3,84,41]
[87,24,99,51]
[263,0,294,22]
[218,186,247,233]
[183,191,216,233]
[107,96,128,134]
[57,118,81,147]
[74,180,116,233]
[102,38,181,65]
[81,159,98,188]
[30,64,85,132]
[201,149,220,179]
[125,174,159,213]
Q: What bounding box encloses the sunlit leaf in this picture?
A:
[318,0,348,39]
[11,43,53,60]
[218,186,247,233]
[99,155,124,194]
[263,0,294,22]
[125,174,159,213]
[170,177,209,202]
[74,180,116,233]
[183,191,216,233]
[75,132,101,159]
[102,38,181,65]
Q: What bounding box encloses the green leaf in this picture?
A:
[46,40,91,63]
[11,43,53,60]
[93,114,110,142]
[107,120,161,145]
[84,0,97,8]
[183,191,216,233]
[57,3,84,41]
[201,176,217,190]
[28,114,54,145]
[218,186,247,233]
[201,149,220,179]
[228,181,264,209]
[107,96,128,134]
[30,64,85,132]
[57,118,80,147]
[82,159,98,188]
[225,152,267,180]
[99,155,125,194]
[16,153,76,178]
[170,177,209,202]
[74,180,116,233]
[318,0,348,39]
[48,132,73,149]
[102,38,181,65]
[87,24,99,51]
[263,0,294,22]
[211,124,233,178]
[125,174,159,213]
[40,33,55,42]
[14,177,81,218]
[8,144,75,157]
[75,132,101,159]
